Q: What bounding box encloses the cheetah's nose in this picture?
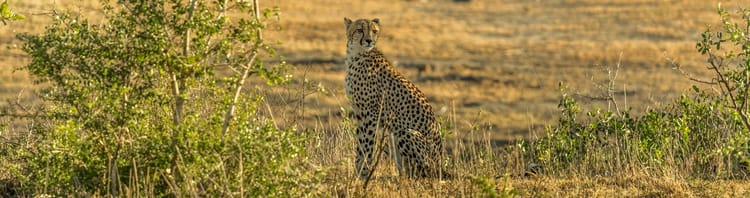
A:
[365,39,372,44]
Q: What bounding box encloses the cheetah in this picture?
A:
[344,17,447,179]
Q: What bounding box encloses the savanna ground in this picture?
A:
[2,0,750,197]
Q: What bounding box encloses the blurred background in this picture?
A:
[0,0,742,143]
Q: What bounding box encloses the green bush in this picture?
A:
[2,0,319,196]
[531,84,747,178]
[529,4,750,178]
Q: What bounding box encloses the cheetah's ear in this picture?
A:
[372,18,380,24]
[344,17,353,29]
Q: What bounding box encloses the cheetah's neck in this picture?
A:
[345,48,392,71]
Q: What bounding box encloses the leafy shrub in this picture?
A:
[531,84,747,178]
[529,5,750,178]
[2,0,319,196]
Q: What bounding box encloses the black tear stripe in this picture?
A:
[360,22,369,46]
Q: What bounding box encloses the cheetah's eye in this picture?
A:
[373,30,378,34]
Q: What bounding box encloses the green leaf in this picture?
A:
[11,12,24,20]
[0,0,23,24]
[0,1,9,17]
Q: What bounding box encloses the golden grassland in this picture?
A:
[0,0,731,139]
[261,0,732,142]
[2,0,750,196]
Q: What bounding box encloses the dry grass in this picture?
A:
[260,0,735,141]
[0,0,736,139]
[3,0,750,196]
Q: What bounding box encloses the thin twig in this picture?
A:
[666,55,716,85]
[238,142,244,197]
[362,89,389,191]
[608,52,623,116]
[221,52,258,137]
[220,0,263,137]
[361,124,388,191]
[169,0,198,194]
[708,52,750,130]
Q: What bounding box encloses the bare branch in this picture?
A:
[607,52,623,116]
[221,0,264,137]
[666,55,717,85]
[222,52,258,137]
[707,51,750,131]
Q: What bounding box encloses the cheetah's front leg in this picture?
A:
[355,116,377,180]
[393,128,430,177]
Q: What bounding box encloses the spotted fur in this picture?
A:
[344,17,447,179]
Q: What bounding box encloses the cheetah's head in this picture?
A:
[344,17,380,52]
